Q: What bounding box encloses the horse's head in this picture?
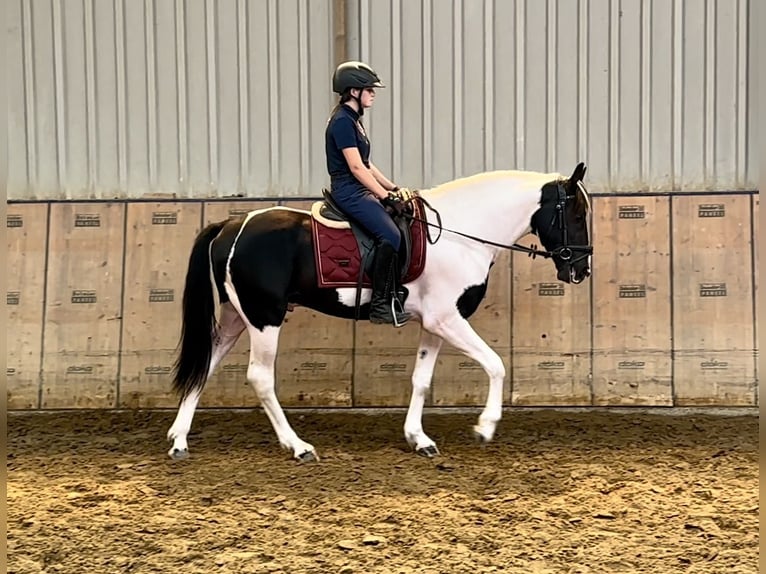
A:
[531,162,592,284]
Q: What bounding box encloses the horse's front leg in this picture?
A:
[429,314,506,443]
[404,329,443,456]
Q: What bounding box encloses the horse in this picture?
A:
[166,162,593,462]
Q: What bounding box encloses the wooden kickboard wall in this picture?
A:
[591,196,672,406]
[118,203,203,408]
[6,204,49,408]
[41,203,125,408]
[752,194,759,403]
[511,241,593,406]
[671,195,756,405]
[6,192,759,409]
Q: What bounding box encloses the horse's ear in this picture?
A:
[570,162,586,183]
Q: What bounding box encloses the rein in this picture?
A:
[399,186,593,262]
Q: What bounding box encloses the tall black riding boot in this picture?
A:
[369,241,411,327]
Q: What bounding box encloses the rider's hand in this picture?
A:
[381,189,409,217]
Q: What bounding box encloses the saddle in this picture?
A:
[309,188,428,293]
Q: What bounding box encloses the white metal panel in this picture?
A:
[26,0,59,196]
[351,0,754,193]
[8,0,28,193]
[745,0,755,187]
[8,0,335,200]
[6,0,756,199]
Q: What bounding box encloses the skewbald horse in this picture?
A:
[167,163,592,461]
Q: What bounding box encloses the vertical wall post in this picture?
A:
[333,0,348,65]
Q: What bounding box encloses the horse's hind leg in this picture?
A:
[404,329,443,457]
[243,324,317,462]
[167,302,245,459]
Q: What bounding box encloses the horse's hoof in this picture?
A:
[169,447,189,461]
[472,428,491,444]
[416,445,440,458]
[297,450,319,463]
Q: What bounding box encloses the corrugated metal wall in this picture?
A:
[7,0,336,199]
[7,0,756,199]
[350,0,756,193]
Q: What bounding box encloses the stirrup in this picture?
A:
[390,296,409,328]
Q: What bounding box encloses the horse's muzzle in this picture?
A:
[558,263,591,284]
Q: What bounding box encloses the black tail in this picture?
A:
[172,220,228,399]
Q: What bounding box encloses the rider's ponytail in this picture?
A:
[329,90,353,119]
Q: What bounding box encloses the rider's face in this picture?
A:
[359,87,376,108]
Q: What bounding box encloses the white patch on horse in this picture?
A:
[336,288,372,307]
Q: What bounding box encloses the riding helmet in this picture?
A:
[332,61,385,94]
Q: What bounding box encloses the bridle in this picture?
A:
[400,181,593,263]
[542,181,593,266]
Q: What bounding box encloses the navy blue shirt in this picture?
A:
[325,104,370,181]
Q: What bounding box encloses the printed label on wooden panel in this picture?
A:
[672,195,753,352]
[119,203,202,407]
[592,352,672,406]
[591,196,672,404]
[7,204,49,408]
[431,349,510,406]
[674,351,756,406]
[511,353,591,406]
[42,203,124,408]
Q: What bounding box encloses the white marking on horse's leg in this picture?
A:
[167,391,200,458]
[404,329,443,454]
[167,302,245,458]
[245,325,317,461]
[430,314,506,442]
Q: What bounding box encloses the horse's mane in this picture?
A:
[427,169,563,196]
[575,180,591,214]
[424,169,591,216]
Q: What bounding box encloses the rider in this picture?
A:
[325,60,411,327]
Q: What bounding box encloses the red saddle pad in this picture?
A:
[310,200,428,289]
